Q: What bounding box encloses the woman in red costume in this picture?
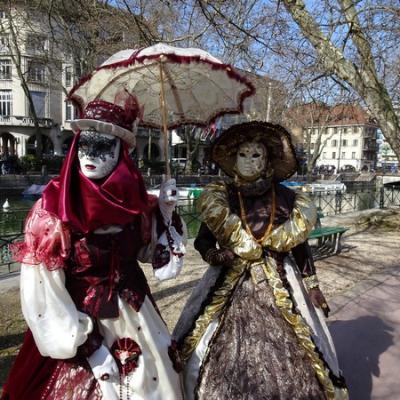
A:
[1,96,185,400]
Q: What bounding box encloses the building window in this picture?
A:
[322,152,326,159]
[75,63,82,81]
[352,152,356,159]
[65,66,73,87]
[29,91,47,118]
[0,59,11,79]
[0,10,6,19]
[0,34,8,52]
[331,139,337,147]
[343,127,348,134]
[353,139,358,146]
[26,34,48,54]
[334,127,337,134]
[65,101,75,121]
[354,127,359,133]
[0,89,12,116]
[310,142,315,150]
[341,151,345,159]
[342,139,347,146]
[332,152,336,159]
[27,61,47,83]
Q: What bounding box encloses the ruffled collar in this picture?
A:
[197,181,317,257]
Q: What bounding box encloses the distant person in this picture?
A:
[1,160,8,175]
[41,164,48,177]
[138,158,144,169]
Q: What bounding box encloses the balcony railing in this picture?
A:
[0,115,53,128]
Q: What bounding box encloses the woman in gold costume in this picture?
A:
[173,121,348,400]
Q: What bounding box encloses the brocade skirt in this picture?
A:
[196,272,326,400]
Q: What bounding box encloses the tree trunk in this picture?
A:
[282,0,400,160]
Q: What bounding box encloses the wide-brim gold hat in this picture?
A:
[211,121,298,181]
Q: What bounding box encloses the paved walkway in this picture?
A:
[329,267,400,400]
[0,272,19,295]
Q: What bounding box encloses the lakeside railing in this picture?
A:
[1,185,400,274]
[0,208,28,274]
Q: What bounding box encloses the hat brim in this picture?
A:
[212,121,298,182]
[70,119,136,148]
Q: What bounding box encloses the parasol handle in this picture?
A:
[159,60,171,179]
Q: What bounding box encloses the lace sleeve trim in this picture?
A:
[11,199,71,270]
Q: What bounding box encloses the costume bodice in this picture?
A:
[65,221,151,319]
[226,183,296,239]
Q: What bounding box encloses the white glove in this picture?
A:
[87,344,119,399]
[87,343,119,380]
[158,177,178,225]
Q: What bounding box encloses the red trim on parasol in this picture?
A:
[68,49,255,124]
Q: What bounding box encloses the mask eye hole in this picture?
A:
[252,153,261,158]
[239,152,246,157]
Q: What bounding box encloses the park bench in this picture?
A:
[308,211,348,259]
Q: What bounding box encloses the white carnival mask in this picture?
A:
[235,141,267,181]
[78,130,121,180]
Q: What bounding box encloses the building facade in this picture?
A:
[376,130,399,172]
[286,104,379,172]
[0,4,162,166]
[0,5,69,158]
[313,123,378,172]
[376,103,400,172]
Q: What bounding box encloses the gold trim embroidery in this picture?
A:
[183,182,348,399]
[303,274,320,290]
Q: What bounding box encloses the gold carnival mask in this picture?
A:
[234,141,267,182]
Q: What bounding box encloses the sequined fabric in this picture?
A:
[41,361,102,400]
[196,273,325,400]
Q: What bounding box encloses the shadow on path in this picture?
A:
[152,278,201,301]
[0,333,24,352]
[330,316,394,400]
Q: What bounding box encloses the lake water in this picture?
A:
[0,195,34,236]
[1,187,399,237]
[0,195,201,238]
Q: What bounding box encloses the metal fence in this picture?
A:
[0,208,28,274]
[310,186,400,216]
[1,186,400,273]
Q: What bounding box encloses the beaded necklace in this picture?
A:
[237,186,276,244]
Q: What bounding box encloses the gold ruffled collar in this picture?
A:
[197,181,317,258]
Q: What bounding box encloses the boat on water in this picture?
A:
[22,184,46,199]
[147,185,203,201]
[281,181,306,191]
[282,180,346,194]
[303,181,346,194]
